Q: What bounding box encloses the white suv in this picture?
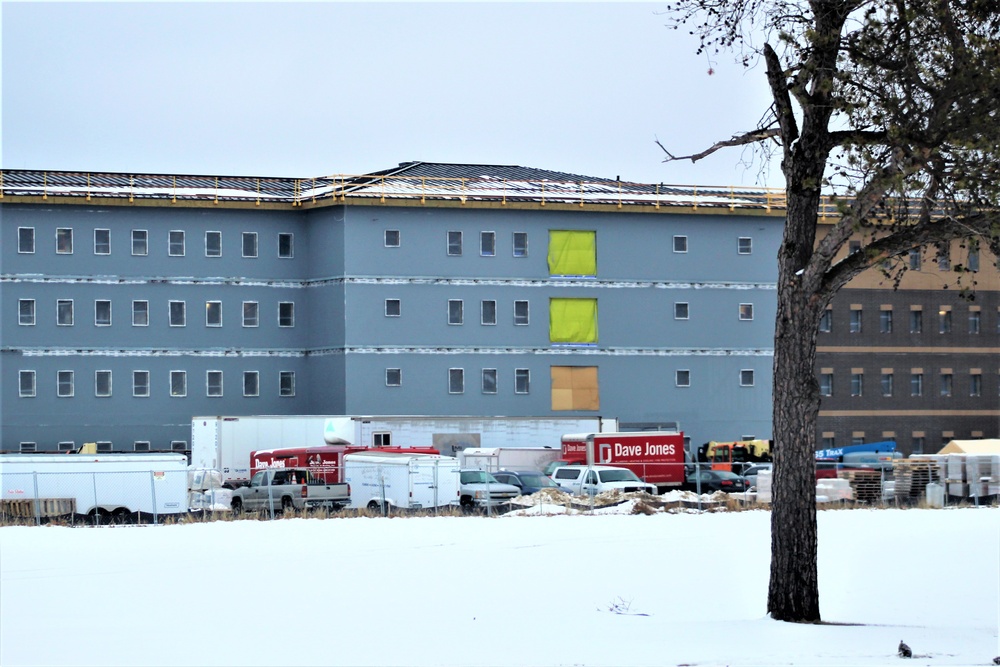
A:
[550,465,657,496]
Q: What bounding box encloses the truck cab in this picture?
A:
[458,470,519,512]
[550,465,657,496]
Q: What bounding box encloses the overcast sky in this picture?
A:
[2,2,782,188]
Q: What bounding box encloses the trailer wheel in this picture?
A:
[231,498,243,515]
[110,508,134,524]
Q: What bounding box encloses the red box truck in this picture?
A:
[560,431,686,490]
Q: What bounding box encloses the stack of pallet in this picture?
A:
[892,458,942,503]
[837,469,882,503]
[0,497,76,519]
[966,455,1000,500]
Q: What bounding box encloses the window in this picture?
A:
[820,373,833,396]
[937,243,951,271]
[56,228,73,254]
[57,370,74,397]
[385,299,401,317]
[279,371,295,397]
[740,370,755,387]
[912,436,925,455]
[384,230,400,247]
[57,441,75,452]
[739,304,754,321]
[851,436,865,446]
[171,441,188,452]
[674,302,689,320]
[879,309,892,333]
[738,237,752,254]
[207,371,223,397]
[548,230,597,276]
[205,231,222,257]
[849,308,862,333]
[910,309,923,334]
[132,300,149,327]
[133,371,150,397]
[910,373,923,396]
[938,308,952,333]
[514,300,529,325]
[94,229,111,255]
[550,298,598,344]
[19,443,37,453]
[819,308,832,333]
[673,236,688,253]
[908,247,922,270]
[481,231,496,256]
[95,370,112,397]
[969,310,981,334]
[18,227,35,253]
[970,373,982,397]
[169,301,186,327]
[278,302,294,327]
[821,436,835,450]
[243,371,259,397]
[481,300,497,325]
[242,232,258,258]
[448,368,465,394]
[373,432,391,447]
[132,230,148,256]
[386,368,401,387]
[206,301,222,327]
[169,230,185,256]
[95,300,111,326]
[448,299,464,325]
[278,233,294,258]
[170,371,187,397]
[19,299,35,326]
[19,371,36,398]
[676,370,691,387]
[243,301,259,327]
[482,368,498,394]
[550,366,597,408]
[134,441,151,452]
[851,372,863,397]
[57,300,74,326]
[515,368,531,394]
[939,373,953,397]
[881,373,894,397]
[447,231,462,256]
[513,232,528,257]
[968,247,980,272]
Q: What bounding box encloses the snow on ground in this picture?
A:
[1,506,997,667]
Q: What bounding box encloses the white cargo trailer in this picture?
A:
[344,451,461,512]
[0,454,189,522]
[191,415,617,487]
[458,447,562,473]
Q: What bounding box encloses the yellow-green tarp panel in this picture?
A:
[548,230,596,276]
[549,298,598,343]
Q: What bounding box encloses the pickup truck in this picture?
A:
[230,468,349,514]
[458,469,520,512]
[550,465,657,496]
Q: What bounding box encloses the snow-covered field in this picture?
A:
[1,506,997,667]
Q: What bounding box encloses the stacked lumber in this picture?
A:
[0,498,76,518]
[892,459,941,503]
[837,469,882,503]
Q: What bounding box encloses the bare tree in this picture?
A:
[661,0,1000,622]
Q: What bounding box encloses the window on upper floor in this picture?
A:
[969,310,981,334]
[738,237,752,254]
[910,309,923,334]
[851,372,863,397]
[169,230,185,256]
[133,371,150,397]
[19,299,35,326]
[910,373,923,396]
[970,373,982,397]
[448,299,464,325]
[19,442,37,453]
[673,235,688,253]
[968,247,980,272]
[278,233,294,258]
[819,373,833,396]
[242,232,258,258]
[18,227,35,253]
[385,299,401,317]
[134,441,151,452]
[386,368,402,387]
[819,308,832,333]
[279,371,295,397]
[740,369,755,387]
[169,301,186,327]
[939,307,952,333]
[95,300,112,326]
[674,302,689,320]
[940,373,953,397]
[57,300,74,326]
[676,370,691,387]
[278,302,294,327]
[849,308,862,333]
[206,301,222,327]
[937,243,951,271]
[880,309,892,333]
[56,228,73,254]
[549,298,598,344]
[448,368,464,394]
[513,232,528,257]
[243,301,259,327]
[206,231,222,257]
[447,231,462,256]
[550,366,595,408]
[207,371,223,397]
[481,231,496,257]
[57,370,74,397]
[57,441,75,452]
[133,300,149,327]
[515,368,531,395]
[94,229,111,255]
[170,371,187,397]
[908,247,922,270]
[95,370,112,397]
[481,300,497,326]
[243,371,259,397]
[548,230,596,277]
[132,230,148,256]
[881,373,894,397]
[739,303,754,321]
[384,230,400,247]
[482,368,498,394]
[19,371,36,398]
[514,300,529,326]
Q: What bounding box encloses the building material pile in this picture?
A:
[836,469,881,503]
[893,458,943,503]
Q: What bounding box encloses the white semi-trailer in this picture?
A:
[191,415,618,487]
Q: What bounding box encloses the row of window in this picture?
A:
[16,227,293,259]
[17,441,189,453]
[819,369,994,398]
[18,370,295,398]
[820,305,999,334]
[384,367,756,391]
[672,235,753,255]
[18,299,294,328]
[848,240,981,273]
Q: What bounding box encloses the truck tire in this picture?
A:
[281,496,295,514]
[460,497,476,513]
[231,498,243,515]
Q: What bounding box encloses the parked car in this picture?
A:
[458,469,520,511]
[492,469,565,495]
[550,465,658,496]
[683,469,750,493]
[741,463,774,489]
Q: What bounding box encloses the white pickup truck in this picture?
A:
[550,465,657,496]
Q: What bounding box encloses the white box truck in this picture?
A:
[192,415,617,487]
[343,451,461,512]
[458,447,562,473]
[0,453,190,523]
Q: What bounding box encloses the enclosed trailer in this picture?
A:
[343,451,461,511]
[458,447,562,473]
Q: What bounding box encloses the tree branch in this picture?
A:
[657,128,780,164]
